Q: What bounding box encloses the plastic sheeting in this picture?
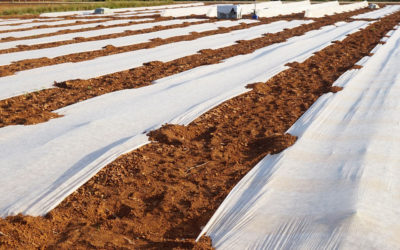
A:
[161,1,284,17]
[162,5,219,17]
[0,18,152,39]
[0,19,201,50]
[0,20,254,66]
[0,19,307,100]
[305,1,368,18]
[161,2,284,18]
[0,18,60,26]
[0,18,107,31]
[117,12,161,17]
[257,0,310,18]
[241,1,283,15]
[39,3,204,17]
[0,20,369,217]
[198,26,400,250]
[352,5,400,19]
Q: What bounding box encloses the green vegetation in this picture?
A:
[0,1,173,16]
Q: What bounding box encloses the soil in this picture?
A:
[0,10,370,128]
[1,8,400,250]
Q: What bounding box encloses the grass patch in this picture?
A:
[0,1,174,16]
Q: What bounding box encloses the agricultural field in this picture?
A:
[0,1,400,249]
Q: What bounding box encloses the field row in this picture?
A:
[200,23,400,250]
[0,2,400,249]
[0,4,389,216]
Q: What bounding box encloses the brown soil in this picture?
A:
[1,9,399,250]
[0,10,370,128]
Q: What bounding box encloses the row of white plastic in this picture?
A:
[0,20,370,217]
[0,18,152,39]
[257,0,311,17]
[160,1,370,19]
[0,19,201,50]
[0,20,255,66]
[0,18,108,31]
[352,4,400,19]
[161,2,282,17]
[305,1,369,18]
[254,1,368,18]
[39,2,204,17]
[199,24,400,250]
[0,19,301,101]
[0,18,61,26]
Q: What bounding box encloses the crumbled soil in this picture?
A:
[1,9,399,250]
[0,9,371,128]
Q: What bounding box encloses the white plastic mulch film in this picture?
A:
[198,25,400,250]
[0,19,309,101]
[0,19,201,50]
[0,20,251,66]
[38,2,204,17]
[0,20,369,217]
[352,5,400,19]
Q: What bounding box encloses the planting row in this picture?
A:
[200,24,400,250]
[0,19,370,216]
